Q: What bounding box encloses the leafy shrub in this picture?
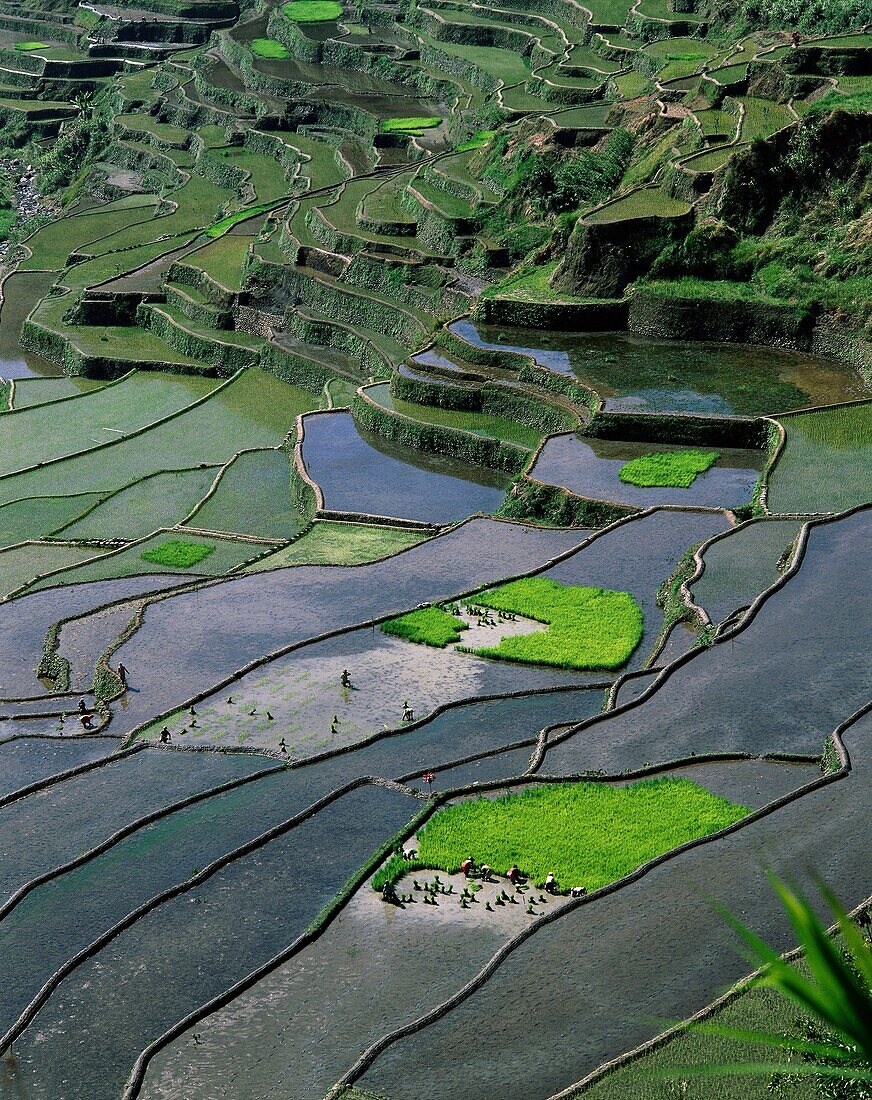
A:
[140,540,214,568]
[381,606,469,647]
[403,778,749,890]
[619,450,719,487]
[464,577,643,671]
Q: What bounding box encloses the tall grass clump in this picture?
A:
[465,578,643,670]
[620,450,719,488]
[402,778,749,890]
[382,606,468,647]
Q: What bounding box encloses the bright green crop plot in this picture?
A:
[14,42,48,51]
[388,778,749,890]
[456,129,496,152]
[206,203,273,238]
[380,117,441,135]
[466,577,643,671]
[281,0,343,21]
[619,450,718,488]
[140,539,214,568]
[250,38,290,58]
[382,606,469,647]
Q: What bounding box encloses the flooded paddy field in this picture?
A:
[0,0,868,1092]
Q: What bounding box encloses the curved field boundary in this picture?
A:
[0,774,416,1058]
[536,503,870,764]
[12,195,161,274]
[320,703,860,1099]
[0,367,242,490]
[121,734,829,1100]
[0,759,286,924]
[757,398,872,516]
[119,794,435,1099]
[548,713,871,1098]
[117,506,722,749]
[2,369,134,416]
[0,741,138,812]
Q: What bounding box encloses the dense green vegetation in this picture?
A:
[383,778,749,889]
[140,539,215,568]
[250,38,290,58]
[380,117,441,135]
[281,0,343,22]
[465,578,643,671]
[381,606,469,647]
[620,450,719,488]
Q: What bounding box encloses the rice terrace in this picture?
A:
[0,0,868,1090]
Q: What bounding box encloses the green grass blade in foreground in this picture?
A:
[381,606,469,647]
[466,577,643,671]
[654,876,872,1087]
[376,777,749,890]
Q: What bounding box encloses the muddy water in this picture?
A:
[0,271,63,377]
[453,320,868,416]
[530,433,764,510]
[301,409,508,522]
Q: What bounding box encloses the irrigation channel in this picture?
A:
[0,0,869,1094]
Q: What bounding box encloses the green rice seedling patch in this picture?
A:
[0,493,106,548]
[585,188,691,224]
[804,87,872,114]
[373,386,541,450]
[389,777,749,890]
[206,203,274,238]
[250,38,290,58]
[140,539,214,568]
[56,468,219,541]
[380,117,441,135]
[583,0,634,24]
[381,606,469,647]
[456,130,496,152]
[466,577,643,671]
[644,36,719,61]
[244,521,428,570]
[619,450,718,488]
[682,143,742,172]
[26,531,268,590]
[187,449,312,540]
[768,404,872,514]
[281,0,343,22]
[13,42,49,51]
